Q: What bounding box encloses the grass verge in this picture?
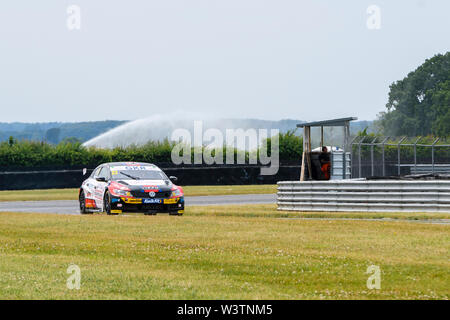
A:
[0,185,277,202]
[187,204,450,221]
[0,211,448,299]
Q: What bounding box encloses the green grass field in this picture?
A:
[188,204,450,221]
[0,185,277,202]
[0,209,448,299]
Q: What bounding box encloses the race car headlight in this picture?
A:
[112,189,130,197]
[171,189,182,197]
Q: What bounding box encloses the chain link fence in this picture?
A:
[351,136,450,178]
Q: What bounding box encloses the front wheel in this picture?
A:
[79,190,92,214]
[103,191,118,215]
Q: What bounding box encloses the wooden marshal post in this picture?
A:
[297,117,357,181]
[300,126,312,181]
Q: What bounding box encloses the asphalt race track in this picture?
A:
[0,194,277,215]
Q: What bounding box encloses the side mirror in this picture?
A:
[96,177,107,182]
[169,176,178,183]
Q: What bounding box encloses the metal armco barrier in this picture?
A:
[277,180,450,213]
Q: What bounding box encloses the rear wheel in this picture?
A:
[104,191,118,215]
[79,191,92,214]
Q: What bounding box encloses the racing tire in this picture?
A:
[169,211,183,216]
[79,190,92,214]
[104,191,118,215]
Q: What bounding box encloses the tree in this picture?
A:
[45,128,61,144]
[262,130,303,163]
[8,136,15,147]
[430,80,450,136]
[378,52,450,136]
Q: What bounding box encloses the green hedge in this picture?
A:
[0,132,303,169]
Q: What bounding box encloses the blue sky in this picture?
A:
[0,0,449,122]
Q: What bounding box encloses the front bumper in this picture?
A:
[109,196,185,214]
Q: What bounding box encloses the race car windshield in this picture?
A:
[112,170,167,181]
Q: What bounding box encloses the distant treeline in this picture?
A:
[0,131,303,170]
[0,119,375,146]
[0,121,127,144]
